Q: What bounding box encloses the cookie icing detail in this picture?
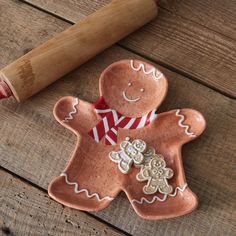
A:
[131,184,187,205]
[122,91,141,102]
[175,109,196,137]
[60,173,114,201]
[130,60,163,81]
[63,98,79,123]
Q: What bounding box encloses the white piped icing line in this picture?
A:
[131,184,188,205]
[62,98,79,123]
[130,60,163,81]
[122,91,141,102]
[60,173,114,202]
[175,109,196,137]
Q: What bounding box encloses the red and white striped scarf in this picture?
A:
[88,97,157,145]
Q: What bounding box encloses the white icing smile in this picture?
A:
[123,91,141,103]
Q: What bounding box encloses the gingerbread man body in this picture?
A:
[48,60,206,220]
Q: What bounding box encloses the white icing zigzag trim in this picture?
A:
[130,60,163,80]
[63,98,79,123]
[131,184,188,205]
[176,109,196,137]
[60,173,114,202]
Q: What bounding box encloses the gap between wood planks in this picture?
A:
[0,166,132,236]
[19,0,236,100]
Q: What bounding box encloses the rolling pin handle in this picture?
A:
[0,80,12,99]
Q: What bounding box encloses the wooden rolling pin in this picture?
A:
[0,0,158,102]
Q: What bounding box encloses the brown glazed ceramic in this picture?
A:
[48,60,206,220]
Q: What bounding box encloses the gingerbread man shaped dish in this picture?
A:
[48,60,206,220]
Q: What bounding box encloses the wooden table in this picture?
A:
[0,1,235,235]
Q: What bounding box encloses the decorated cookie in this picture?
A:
[48,59,206,220]
[109,137,146,174]
[136,154,174,195]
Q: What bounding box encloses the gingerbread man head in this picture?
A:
[99,60,168,117]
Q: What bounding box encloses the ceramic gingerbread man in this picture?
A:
[48,59,206,220]
[136,154,174,195]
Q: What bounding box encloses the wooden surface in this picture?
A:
[1,0,157,102]
[0,168,125,236]
[0,0,235,235]
[24,0,236,98]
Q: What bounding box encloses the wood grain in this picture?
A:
[22,0,236,98]
[0,1,236,235]
[0,168,125,236]
[160,0,236,40]
[1,0,157,101]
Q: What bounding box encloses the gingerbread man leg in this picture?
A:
[122,110,204,219]
[123,167,198,220]
[143,178,159,195]
[48,145,120,211]
[49,97,122,211]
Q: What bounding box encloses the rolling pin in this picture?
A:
[0,0,158,102]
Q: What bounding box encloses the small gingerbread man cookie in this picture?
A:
[109,138,146,174]
[136,154,174,195]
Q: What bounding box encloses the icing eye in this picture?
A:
[140,88,144,92]
[128,82,132,87]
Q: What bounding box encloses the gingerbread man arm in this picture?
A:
[53,96,96,135]
[155,108,206,145]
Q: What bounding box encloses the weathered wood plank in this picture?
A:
[22,0,236,98]
[0,1,236,236]
[160,0,236,40]
[0,169,125,236]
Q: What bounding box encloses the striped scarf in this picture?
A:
[88,97,157,145]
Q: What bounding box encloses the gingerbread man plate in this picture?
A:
[48,60,206,220]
